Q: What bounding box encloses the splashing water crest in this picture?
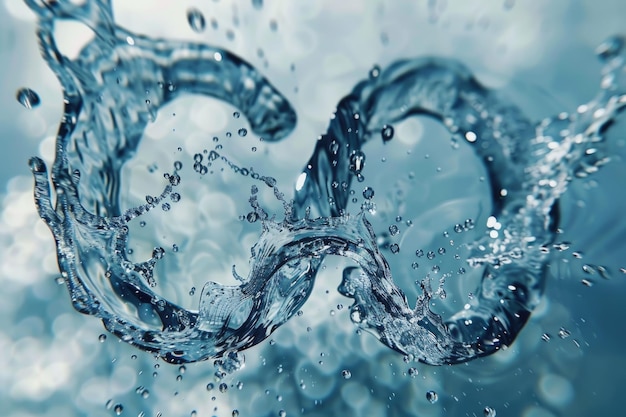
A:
[27,0,625,367]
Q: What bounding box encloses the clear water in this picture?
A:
[3,1,626,416]
[27,0,625,366]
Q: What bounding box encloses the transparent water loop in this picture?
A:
[27,0,625,365]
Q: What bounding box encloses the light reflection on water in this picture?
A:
[1,1,626,417]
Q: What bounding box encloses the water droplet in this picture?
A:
[503,0,515,10]
[170,192,181,202]
[415,249,424,257]
[483,406,496,417]
[362,187,375,200]
[596,35,624,63]
[427,251,435,260]
[152,247,165,259]
[174,161,183,171]
[113,404,124,415]
[187,8,206,33]
[278,410,286,417]
[426,390,438,404]
[341,369,352,379]
[381,124,394,142]
[389,225,399,236]
[219,382,228,393]
[206,383,214,391]
[349,150,366,174]
[16,88,41,109]
[411,262,419,269]
[390,244,400,254]
[232,410,240,417]
[369,65,381,79]
[558,328,571,339]
[408,367,418,377]
[99,334,107,342]
[238,128,248,137]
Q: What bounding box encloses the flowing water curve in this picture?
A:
[27,0,625,366]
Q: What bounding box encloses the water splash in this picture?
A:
[27,0,625,366]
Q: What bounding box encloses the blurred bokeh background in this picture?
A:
[1,1,625,416]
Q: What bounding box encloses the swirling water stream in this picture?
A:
[6,0,626,416]
[27,0,625,365]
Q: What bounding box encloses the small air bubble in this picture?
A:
[113,404,124,415]
[389,225,399,236]
[390,244,400,254]
[219,383,228,393]
[341,369,352,379]
[98,334,107,342]
[426,251,435,260]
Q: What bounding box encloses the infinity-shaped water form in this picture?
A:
[28,0,625,366]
